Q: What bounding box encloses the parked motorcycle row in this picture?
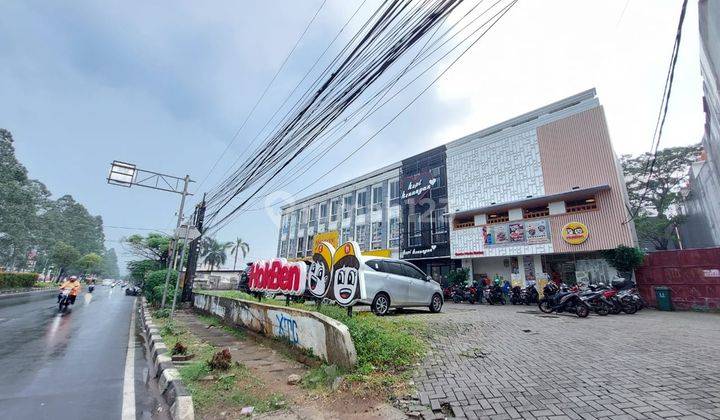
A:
[445,279,646,319]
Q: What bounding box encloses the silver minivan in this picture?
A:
[360,257,444,316]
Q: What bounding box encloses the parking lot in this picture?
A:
[411,303,720,419]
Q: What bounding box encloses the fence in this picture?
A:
[635,248,720,310]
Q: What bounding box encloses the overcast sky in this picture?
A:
[1,1,704,273]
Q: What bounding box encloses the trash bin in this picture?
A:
[654,286,673,311]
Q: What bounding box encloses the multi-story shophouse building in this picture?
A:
[277,89,637,287]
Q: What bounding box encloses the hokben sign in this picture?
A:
[248,259,307,296]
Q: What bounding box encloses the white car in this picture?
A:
[360,258,443,316]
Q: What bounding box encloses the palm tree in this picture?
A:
[230,237,250,270]
[201,238,232,272]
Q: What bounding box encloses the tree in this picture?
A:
[76,253,103,275]
[50,241,80,278]
[602,245,645,277]
[447,268,469,286]
[124,233,172,265]
[621,144,702,250]
[230,237,250,270]
[127,259,161,284]
[101,248,120,278]
[202,238,232,271]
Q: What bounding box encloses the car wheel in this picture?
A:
[371,293,390,316]
[429,294,443,313]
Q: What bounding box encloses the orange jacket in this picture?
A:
[60,280,81,296]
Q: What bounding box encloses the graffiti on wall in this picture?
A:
[275,313,299,345]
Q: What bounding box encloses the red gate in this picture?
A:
[635,248,720,310]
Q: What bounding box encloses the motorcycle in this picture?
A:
[486,284,505,305]
[452,285,478,304]
[88,284,95,293]
[579,289,611,316]
[521,284,539,305]
[509,286,523,305]
[58,289,72,312]
[538,283,590,318]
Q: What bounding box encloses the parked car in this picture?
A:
[125,286,141,296]
[361,258,443,316]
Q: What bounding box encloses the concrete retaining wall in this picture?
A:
[139,299,195,420]
[193,293,357,369]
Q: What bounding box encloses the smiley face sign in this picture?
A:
[329,241,365,307]
[561,221,589,245]
[308,241,335,299]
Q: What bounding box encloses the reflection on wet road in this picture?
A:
[0,287,163,419]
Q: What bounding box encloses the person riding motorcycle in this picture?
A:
[58,276,81,305]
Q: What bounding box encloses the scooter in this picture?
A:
[88,284,95,293]
[58,289,72,312]
[538,283,589,318]
[486,285,505,305]
[521,284,539,305]
[509,286,523,305]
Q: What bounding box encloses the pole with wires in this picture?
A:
[181,195,206,303]
[161,174,190,308]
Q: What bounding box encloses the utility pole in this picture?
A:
[170,220,191,316]
[182,195,206,302]
[161,174,191,308]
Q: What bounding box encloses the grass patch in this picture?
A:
[154,316,285,416]
[201,290,428,391]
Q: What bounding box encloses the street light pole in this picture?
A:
[161,174,190,308]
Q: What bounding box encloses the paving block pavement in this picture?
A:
[409,304,720,419]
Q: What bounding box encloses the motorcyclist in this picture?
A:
[58,276,81,305]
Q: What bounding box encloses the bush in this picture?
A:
[603,245,645,273]
[144,269,178,306]
[208,348,232,371]
[0,272,38,289]
[447,268,469,286]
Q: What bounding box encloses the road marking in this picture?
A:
[121,300,136,420]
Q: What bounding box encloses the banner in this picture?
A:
[508,222,525,242]
[493,224,509,244]
[525,219,549,244]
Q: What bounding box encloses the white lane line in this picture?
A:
[121,300,136,420]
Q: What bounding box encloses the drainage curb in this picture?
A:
[139,298,195,420]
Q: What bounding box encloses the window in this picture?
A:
[408,212,422,246]
[331,199,340,222]
[343,196,353,219]
[565,197,597,213]
[288,238,297,257]
[431,209,448,244]
[306,234,314,256]
[280,240,288,257]
[430,166,445,188]
[341,227,352,243]
[487,211,509,224]
[389,180,400,206]
[371,221,383,249]
[401,262,426,280]
[356,190,368,215]
[453,216,474,229]
[385,261,407,277]
[523,205,549,219]
[298,208,306,225]
[308,206,317,223]
[372,185,383,211]
[389,217,399,248]
[356,224,367,250]
[281,216,290,235]
[297,237,305,258]
[319,202,328,220]
[366,259,387,272]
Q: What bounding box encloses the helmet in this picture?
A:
[69,275,78,280]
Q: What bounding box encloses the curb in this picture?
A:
[0,288,57,300]
[138,298,195,420]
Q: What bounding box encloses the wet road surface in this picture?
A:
[0,286,165,419]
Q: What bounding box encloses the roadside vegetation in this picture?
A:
[200,290,429,395]
[153,314,286,417]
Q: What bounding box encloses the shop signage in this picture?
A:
[703,269,720,277]
[362,249,392,258]
[526,220,549,244]
[400,244,437,258]
[248,259,307,296]
[313,230,339,249]
[561,221,589,245]
[400,171,437,203]
[508,222,525,242]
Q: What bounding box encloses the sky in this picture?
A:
[1,0,705,274]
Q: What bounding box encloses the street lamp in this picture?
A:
[107,160,194,308]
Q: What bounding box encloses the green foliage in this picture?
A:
[230,237,250,270]
[144,269,178,306]
[201,238,232,270]
[127,259,161,283]
[153,308,171,318]
[50,241,81,272]
[124,233,172,265]
[76,252,103,274]
[0,272,38,288]
[603,245,645,272]
[447,268,469,286]
[101,248,120,278]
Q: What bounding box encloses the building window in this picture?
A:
[356,190,368,215]
[280,240,288,257]
[523,205,549,219]
[430,166,445,188]
[341,226,352,243]
[308,206,317,223]
[371,221,383,249]
[319,203,328,220]
[487,211,509,224]
[306,234,314,256]
[453,216,474,229]
[343,195,354,219]
[371,185,383,212]
[565,197,597,214]
[281,216,290,235]
[298,208,306,225]
[431,209,448,244]
[408,212,422,247]
[356,224,367,250]
[288,238,297,257]
[297,237,305,258]
[331,199,340,222]
[389,217,399,248]
[389,180,400,206]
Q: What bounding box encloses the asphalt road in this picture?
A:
[0,286,166,420]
